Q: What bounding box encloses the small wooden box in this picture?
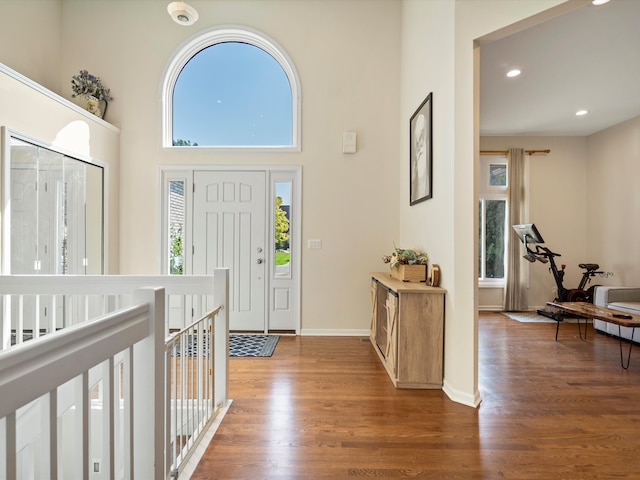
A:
[390,265,426,282]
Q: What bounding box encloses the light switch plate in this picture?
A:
[342,132,356,154]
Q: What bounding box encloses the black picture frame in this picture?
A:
[409,92,433,205]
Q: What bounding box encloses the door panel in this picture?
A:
[193,171,266,331]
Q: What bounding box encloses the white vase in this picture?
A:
[85,95,102,118]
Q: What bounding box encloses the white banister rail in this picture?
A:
[0,274,221,350]
[0,287,163,480]
[166,306,222,476]
[0,269,230,480]
[0,302,149,419]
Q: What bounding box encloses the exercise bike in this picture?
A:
[512,224,612,306]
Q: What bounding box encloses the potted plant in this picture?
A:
[71,69,113,118]
[382,247,429,282]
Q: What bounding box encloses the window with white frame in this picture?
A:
[479,155,507,284]
[161,171,192,275]
[162,27,301,149]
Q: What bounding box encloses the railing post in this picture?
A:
[213,268,229,409]
[132,287,166,480]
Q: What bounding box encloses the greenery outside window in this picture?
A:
[274,181,291,277]
[168,180,185,275]
[479,155,507,285]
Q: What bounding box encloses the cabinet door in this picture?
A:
[385,292,398,376]
[370,280,378,341]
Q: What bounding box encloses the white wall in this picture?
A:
[587,115,640,286]
[480,116,640,311]
[0,67,121,273]
[0,0,586,408]
[400,0,567,406]
[59,0,401,333]
[479,136,588,311]
[0,0,63,93]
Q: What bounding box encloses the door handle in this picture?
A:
[256,258,263,264]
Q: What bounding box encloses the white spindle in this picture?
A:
[102,358,115,480]
[1,295,9,350]
[17,295,23,345]
[180,332,187,460]
[47,389,58,480]
[214,269,229,409]
[51,295,57,335]
[79,372,89,480]
[34,294,40,340]
[0,272,229,478]
[5,412,16,480]
[123,347,133,480]
[84,295,89,324]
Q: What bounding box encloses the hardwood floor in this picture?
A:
[191,312,640,479]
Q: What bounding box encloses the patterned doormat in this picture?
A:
[170,334,279,357]
[229,334,280,357]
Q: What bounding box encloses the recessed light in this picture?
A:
[506,69,521,78]
[576,110,588,116]
[592,0,610,5]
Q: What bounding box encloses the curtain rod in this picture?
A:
[480,149,550,155]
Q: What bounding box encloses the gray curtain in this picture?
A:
[504,148,527,311]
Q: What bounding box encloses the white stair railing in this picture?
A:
[166,306,221,476]
[0,274,227,350]
[0,269,229,480]
[0,287,164,479]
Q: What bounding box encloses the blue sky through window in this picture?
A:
[173,42,293,146]
[276,182,290,206]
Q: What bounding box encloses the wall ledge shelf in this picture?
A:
[0,62,120,134]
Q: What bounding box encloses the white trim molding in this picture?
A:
[442,380,482,408]
[300,329,370,336]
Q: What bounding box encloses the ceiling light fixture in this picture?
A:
[591,0,610,5]
[575,110,588,116]
[506,69,521,78]
[167,1,199,26]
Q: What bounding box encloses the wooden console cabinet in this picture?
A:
[370,272,445,389]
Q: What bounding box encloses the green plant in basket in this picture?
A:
[382,248,428,269]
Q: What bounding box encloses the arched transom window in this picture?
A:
[162,27,301,149]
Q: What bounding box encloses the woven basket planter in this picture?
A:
[390,264,427,282]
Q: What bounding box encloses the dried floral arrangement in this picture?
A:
[382,248,429,269]
[71,70,113,102]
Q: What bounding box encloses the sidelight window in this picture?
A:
[274,181,291,278]
[479,155,507,283]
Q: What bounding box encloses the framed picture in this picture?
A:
[409,92,433,205]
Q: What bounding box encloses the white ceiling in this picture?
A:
[480,0,640,137]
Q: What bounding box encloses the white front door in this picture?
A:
[192,171,267,331]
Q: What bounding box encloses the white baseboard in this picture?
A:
[442,380,482,408]
[300,329,369,336]
[478,305,504,311]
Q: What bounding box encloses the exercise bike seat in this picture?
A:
[578,263,599,271]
